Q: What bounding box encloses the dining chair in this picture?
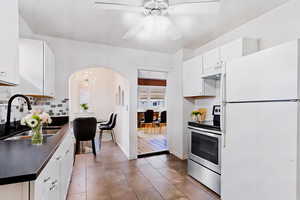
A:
[99,114,117,146]
[159,111,167,133]
[141,110,155,133]
[73,117,97,156]
[99,112,114,126]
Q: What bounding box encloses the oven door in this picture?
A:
[188,127,221,174]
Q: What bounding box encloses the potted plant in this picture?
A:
[191,111,200,122]
[80,103,89,112]
[21,109,52,145]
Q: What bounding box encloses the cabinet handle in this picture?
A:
[43,177,51,183]
[0,72,7,77]
[215,61,223,69]
[56,156,62,161]
[51,179,58,185]
[49,184,56,191]
[65,150,70,155]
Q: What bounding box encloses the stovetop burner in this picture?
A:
[188,121,221,131]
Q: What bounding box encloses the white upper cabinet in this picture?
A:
[18,39,44,95]
[0,0,19,85]
[183,55,203,97]
[203,48,221,75]
[182,55,215,97]
[202,38,258,76]
[44,43,55,97]
[16,39,55,97]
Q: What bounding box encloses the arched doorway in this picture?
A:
[68,67,130,155]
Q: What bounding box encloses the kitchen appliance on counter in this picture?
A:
[187,105,221,195]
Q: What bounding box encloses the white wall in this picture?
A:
[69,68,116,120]
[19,15,34,37]
[113,73,130,157]
[194,80,221,121]
[193,0,300,56]
[167,50,194,159]
[19,16,173,159]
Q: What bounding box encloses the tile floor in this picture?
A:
[67,141,220,200]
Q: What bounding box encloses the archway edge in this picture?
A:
[68,66,129,83]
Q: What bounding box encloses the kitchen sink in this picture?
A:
[5,129,59,141]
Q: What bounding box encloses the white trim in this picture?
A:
[116,141,136,160]
[170,150,188,160]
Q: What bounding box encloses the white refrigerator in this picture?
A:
[221,40,300,200]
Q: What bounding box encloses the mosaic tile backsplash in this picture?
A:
[0,88,69,124]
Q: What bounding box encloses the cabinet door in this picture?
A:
[34,165,52,200]
[60,136,74,200]
[203,48,220,74]
[48,158,60,200]
[182,56,203,97]
[43,42,55,97]
[0,0,19,85]
[0,183,29,200]
[18,39,44,95]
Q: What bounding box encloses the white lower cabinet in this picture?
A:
[31,133,74,200]
[0,183,28,200]
[59,138,74,200]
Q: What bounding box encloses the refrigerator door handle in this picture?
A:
[220,64,227,148]
[222,104,226,148]
[221,63,227,103]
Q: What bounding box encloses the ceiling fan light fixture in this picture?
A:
[143,0,169,16]
[95,0,219,41]
[123,15,182,41]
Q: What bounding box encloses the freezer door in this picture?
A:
[226,40,299,102]
[222,102,298,200]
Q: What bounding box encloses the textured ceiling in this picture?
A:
[19,0,290,53]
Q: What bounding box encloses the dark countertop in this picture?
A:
[0,124,70,185]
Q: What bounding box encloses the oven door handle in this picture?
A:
[188,127,221,138]
[187,129,191,158]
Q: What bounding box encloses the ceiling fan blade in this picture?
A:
[168,0,220,15]
[123,15,182,41]
[169,0,220,6]
[94,0,144,12]
[123,17,148,40]
[167,20,182,40]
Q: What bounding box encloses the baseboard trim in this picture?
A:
[170,150,188,160]
[138,150,170,158]
[116,141,131,159]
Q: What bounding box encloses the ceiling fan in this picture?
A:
[94,0,220,40]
